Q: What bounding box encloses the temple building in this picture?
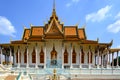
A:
[0,1,120,80]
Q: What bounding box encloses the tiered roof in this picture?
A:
[19,7,87,42]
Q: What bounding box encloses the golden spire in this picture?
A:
[53,0,55,10]
[52,0,56,17]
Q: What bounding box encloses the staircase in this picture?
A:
[5,75,17,80]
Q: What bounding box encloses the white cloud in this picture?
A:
[66,0,80,7]
[86,5,112,22]
[107,19,120,33]
[115,12,120,19]
[0,16,16,37]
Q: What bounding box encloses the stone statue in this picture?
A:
[49,69,60,80]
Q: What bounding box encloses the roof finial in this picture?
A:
[23,25,27,29]
[76,21,80,27]
[53,0,55,11]
[52,0,56,16]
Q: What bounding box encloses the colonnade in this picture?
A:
[0,46,12,65]
[0,45,119,69]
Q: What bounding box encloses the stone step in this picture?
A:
[5,75,17,80]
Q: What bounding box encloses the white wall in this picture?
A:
[13,40,96,67]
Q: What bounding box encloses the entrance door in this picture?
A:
[51,46,57,65]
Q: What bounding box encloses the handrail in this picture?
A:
[28,74,32,80]
[16,72,22,80]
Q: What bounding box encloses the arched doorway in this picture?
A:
[72,47,76,63]
[24,48,27,63]
[50,45,57,65]
[64,46,68,63]
[40,46,44,63]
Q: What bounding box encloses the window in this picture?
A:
[40,47,44,63]
[16,50,21,63]
[16,50,18,63]
[64,48,68,63]
[81,49,84,63]
[87,51,92,63]
[90,52,92,63]
[24,48,27,63]
[72,48,76,63]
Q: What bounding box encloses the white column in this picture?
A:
[35,43,38,68]
[0,46,3,64]
[17,46,20,68]
[106,49,109,68]
[95,54,96,67]
[9,46,12,65]
[44,42,46,69]
[70,43,72,68]
[88,48,91,69]
[117,51,119,67]
[62,42,64,69]
[97,47,100,68]
[109,53,111,67]
[26,45,29,68]
[79,46,82,68]
[112,52,114,68]
[101,54,104,68]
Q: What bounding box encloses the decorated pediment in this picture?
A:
[46,20,62,34]
[44,8,64,39]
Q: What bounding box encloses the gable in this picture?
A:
[78,29,86,39]
[31,27,44,36]
[45,18,63,36]
[48,20,61,34]
[22,29,30,40]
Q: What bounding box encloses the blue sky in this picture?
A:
[0,0,120,48]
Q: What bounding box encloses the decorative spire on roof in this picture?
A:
[52,0,57,18]
[75,21,80,26]
[53,0,55,10]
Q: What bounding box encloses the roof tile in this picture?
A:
[32,27,43,36]
[64,27,77,36]
[78,29,85,39]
